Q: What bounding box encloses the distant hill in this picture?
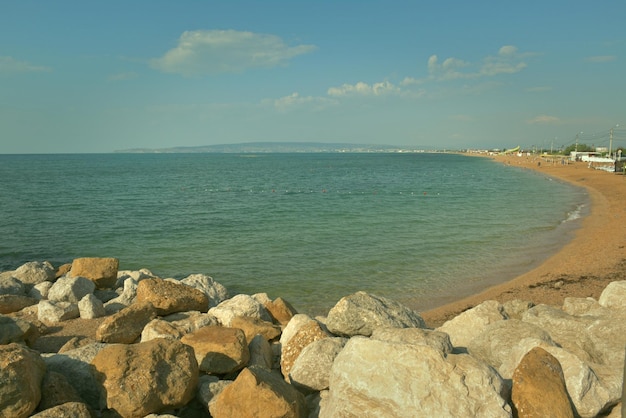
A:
[114,142,436,154]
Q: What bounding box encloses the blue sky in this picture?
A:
[1,1,624,153]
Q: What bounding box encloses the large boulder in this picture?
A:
[36,370,86,413]
[264,296,298,325]
[288,337,347,392]
[511,347,574,418]
[37,300,80,324]
[229,316,282,343]
[180,325,249,374]
[325,291,426,337]
[209,294,272,326]
[136,278,209,315]
[0,294,38,314]
[95,301,157,344]
[13,261,56,286]
[78,293,106,319]
[281,320,329,380]
[91,338,199,417]
[0,343,47,418]
[0,315,40,346]
[43,343,107,410]
[180,273,229,308]
[437,300,507,348]
[320,337,511,418]
[0,275,25,295]
[598,280,626,310]
[371,327,454,355]
[47,276,95,303]
[69,257,119,289]
[209,365,307,418]
[30,402,92,418]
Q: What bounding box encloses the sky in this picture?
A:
[1,1,625,153]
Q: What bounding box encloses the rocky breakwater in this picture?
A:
[1,258,625,417]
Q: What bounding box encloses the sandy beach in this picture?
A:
[421,153,626,327]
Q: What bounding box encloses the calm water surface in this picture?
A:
[0,153,587,314]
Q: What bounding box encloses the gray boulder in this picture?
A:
[0,275,25,295]
[37,300,80,324]
[181,273,229,308]
[209,294,272,326]
[437,300,507,348]
[289,337,347,392]
[325,291,426,337]
[13,261,56,286]
[48,276,95,303]
[78,293,106,319]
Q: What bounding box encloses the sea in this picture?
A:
[0,152,587,315]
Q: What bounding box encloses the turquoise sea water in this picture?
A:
[0,153,587,315]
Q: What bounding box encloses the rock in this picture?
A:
[197,375,232,411]
[162,311,218,334]
[437,300,507,348]
[467,319,555,371]
[43,343,107,409]
[0,294,38,314]
[230,316,282,343]
[36,370,85,412]
[281,320,329,380]
[13,261,56,286]
[48,276,95,303]
[502,299,534,319]
[29,281,53,300]
[511,347,574,418]
[325,291,425,337]
[371,327,454,355]
[264,296,298,325]
[209,294,272,326]
[92,338,199,417]
[0,275,25,295]
[289,337,347,392]
[280,314,316,347]
[30,402,93,418]
[37,300,80,324]
[320,337,511,418]
[136,278,209,315]
[181,325,250,374]
[0,343,47,418]
[248,334,274,369]
[141,318,183,342]
[0,315,39,346]
[103,277,138,314]
[78,293,106,319]
[69,257,119,289]
[599,281,626,309]
[54,263,72,278]
[209,365,307,418]
[500,338,613,418]
[58,336,96,353]
[96,301,157,344]
[180,273,229,308]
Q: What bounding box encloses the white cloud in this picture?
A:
[527,115,561,124]
[585,55,616,63]
[150,29,317,76]
[327,80,402,97]
[265,92,336,111]
[427,45,528,80]
[0,56,51,74]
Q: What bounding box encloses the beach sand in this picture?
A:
[421,153,626,327]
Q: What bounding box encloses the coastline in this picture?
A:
[421,153,626,327]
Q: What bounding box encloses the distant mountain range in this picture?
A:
[114,142,438,154]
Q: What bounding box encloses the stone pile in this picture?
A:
[1,258,625,417]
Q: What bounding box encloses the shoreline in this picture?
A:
[421,153,626,327]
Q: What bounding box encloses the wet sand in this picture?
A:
[421,153,626,327]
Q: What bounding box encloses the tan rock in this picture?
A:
[91,338,199,417]
[0,343,47,418]
[36,370,85,412]
[181,325,249,374]
[210,365,307,418]
[136,278,209,315]
[55,263,72,279]
[69,257,119,289]
[280,320,328,380]
[0,315,40,346]
[264,297,297,325]
[511,347,574,418]
[95,301,157,344]
[30,402,93,418]
[230,316,282,343]
[0,294,38,314]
